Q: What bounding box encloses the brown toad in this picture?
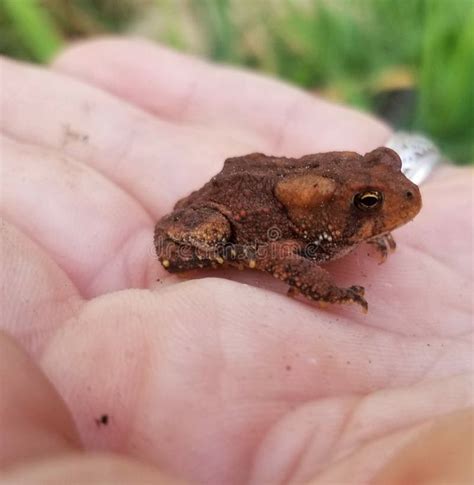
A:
[154,147,422,311]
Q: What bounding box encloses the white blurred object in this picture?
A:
[385,132,444,185]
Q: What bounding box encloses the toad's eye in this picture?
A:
[353,190,384,211]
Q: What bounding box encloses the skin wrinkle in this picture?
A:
[286,396,364,484]
[82,222,153,297]
[38,312,80,363]
[279,420,322,485]
[311,421,428,483]
[245,398,306,477]
[412,339,470,384]
[0,217,80,311]
[371,345,424,391]
[325,395,366,463]
[331,399,463,465]
[247,399,338,485]
[5,289,81,360]
[128,227,160,290]
[412,344,464,388]
[28,293,82,357]
[416,344,469,382]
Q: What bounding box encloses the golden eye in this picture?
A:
[353,190,384,211]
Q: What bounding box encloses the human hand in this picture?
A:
[1,38,472,483]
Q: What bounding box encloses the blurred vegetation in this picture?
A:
[1,0,472,163]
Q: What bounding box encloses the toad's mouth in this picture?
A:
[354,219,376,241]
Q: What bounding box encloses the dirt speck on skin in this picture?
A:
[95,414,109,427]
[285,364,292,371]
[63,123,89,145]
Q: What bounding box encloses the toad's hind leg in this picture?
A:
[254,244,368,311]
[154,207,231,272]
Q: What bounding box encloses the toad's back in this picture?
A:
[174,151,342,210]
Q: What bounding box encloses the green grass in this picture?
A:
[416,0,474,161]
[1,0,472,163]
[1,0,63,62]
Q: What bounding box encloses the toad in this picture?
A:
[154,147,422,311]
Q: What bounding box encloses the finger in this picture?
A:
[374,408,474,484]
[1,452,183,484]
[0,57,253,216]
[53,38,391,155]
[0,219,80,354]
[249,376,473,484]
[0,137,155,297]
[0,332,81,469]
[39,280,472,482]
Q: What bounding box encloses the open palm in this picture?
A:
[1,39,472,484]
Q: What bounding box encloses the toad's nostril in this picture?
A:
[405,190,414,199]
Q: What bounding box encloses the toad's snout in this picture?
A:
[401,178,422,220]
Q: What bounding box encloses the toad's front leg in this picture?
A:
[367,232,396,264]
[253,242,368,312]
